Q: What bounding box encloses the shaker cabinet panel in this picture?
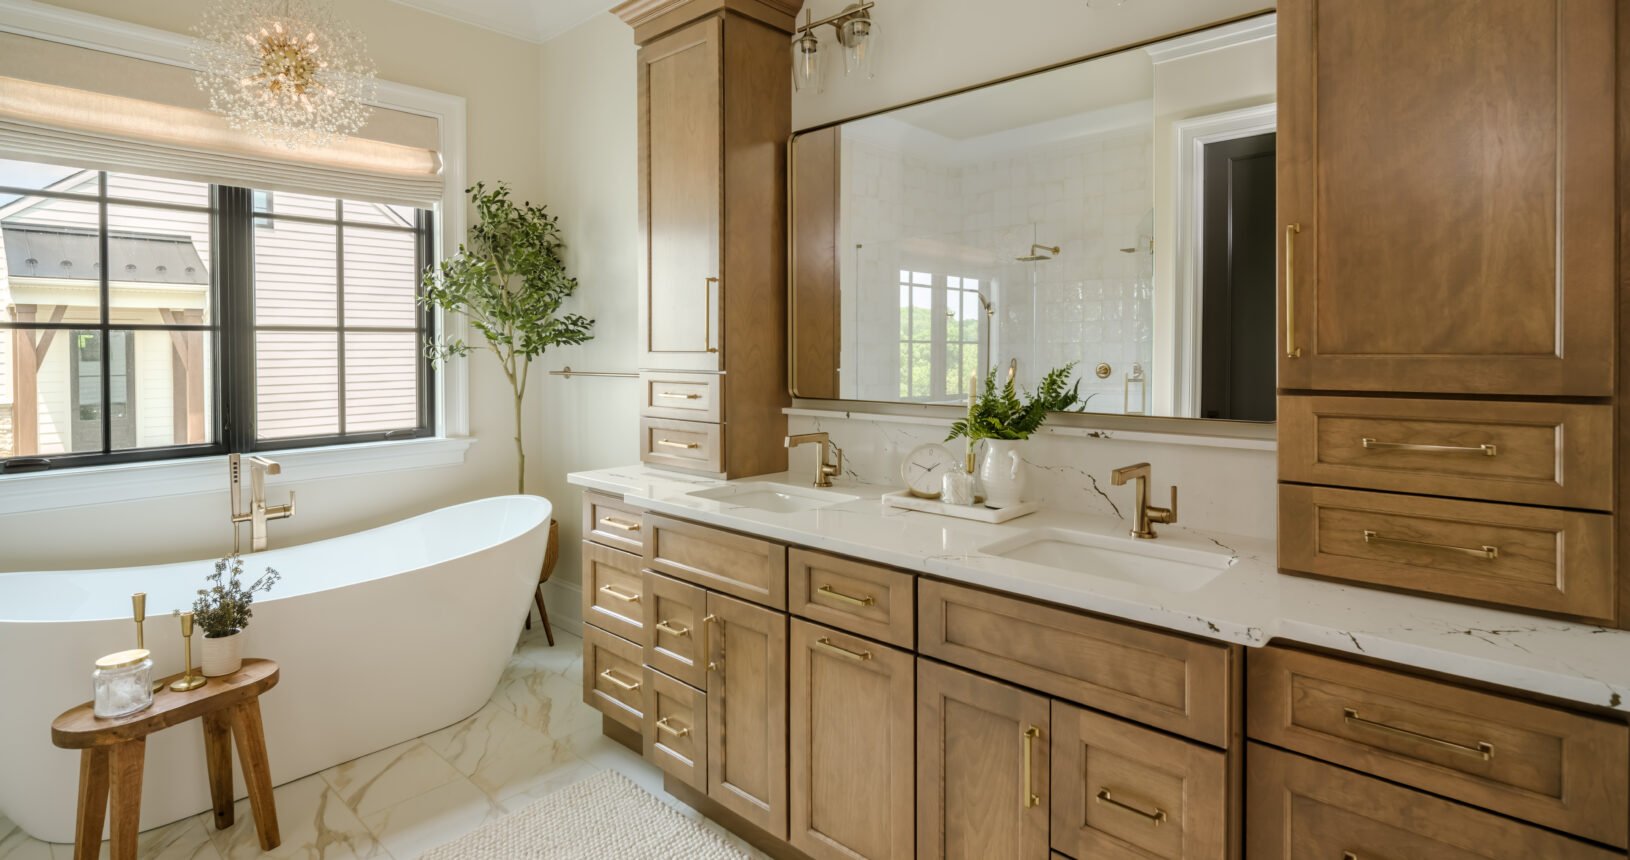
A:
[1277,0,1616,395]
[705,591,789,840]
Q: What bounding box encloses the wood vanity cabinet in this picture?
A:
[615,0,797,479]
[704,590,789,840]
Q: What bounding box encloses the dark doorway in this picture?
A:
[1199,131,1276,422]
[70,330,136,452]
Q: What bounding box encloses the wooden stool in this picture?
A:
[524,518,560,645]
[51,658,281,860]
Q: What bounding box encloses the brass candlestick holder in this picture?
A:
[170,612,207,692]
[131,592,146,648]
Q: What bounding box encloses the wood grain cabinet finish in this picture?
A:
[1051,701,1228,860]
[580,541,646,643]
[705,591,789,840]
[1247,646,1630,848]
[1277,0,1617,396]
[582,491,646,555]
[1278,484,1615,620]
[639,371,723,423]
[917,659,1050,860]
[639,417,724,476]
[1246,743,1621,860]
[643,570,709,690]
[788,548,915,648]
[918,579,1233,747]
[789,620,914,860]
[642,666,707,793]
[582,624,645,734]
[645,514,789,609]
[1279,396,1614,510]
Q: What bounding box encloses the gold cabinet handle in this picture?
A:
[655,619,691,637]
[656,391,702,400]
[655,438,700,450]
[598,584,640,603]
[704,277,720,354]
[1343,707,1494,761]
[1095,788,1168,826]
[598,516,642,532]
[813,637,873,662]
[816,584,876,607]
[1284,223,1302,359]
[704,614,720,672]
[1022,726,1041,809]
[1343,853,1359,860]
[1362,530,1498,561]
[598,669,640,691]
[1362,438,1497,457]
[655,716,690,738]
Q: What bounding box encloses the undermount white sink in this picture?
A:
[686,482,859,514]
[979,527,1235,592]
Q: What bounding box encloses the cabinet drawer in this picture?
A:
[919,579,1234,747]
[583,624,644,734]
[582,492,645,555]
[1052,701,1227,860]
[1279,484,1614,620]
[645,514,787,609]
[640,417,723,475]
[642,666,706,793]
[1248,646,1629,847]
[580,541,645,643]
[640,371,722,422]
[642,570,708,690]
[788,548,914,649]
[1279,396,1612,510]
[1246,744,1620,860]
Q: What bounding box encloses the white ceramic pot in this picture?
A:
[201,630,244,677]
[979,439,1029,508]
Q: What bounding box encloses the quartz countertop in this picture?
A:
[568,465,1630,714]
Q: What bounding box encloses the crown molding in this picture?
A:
[1144,13,1275,64]
[614,0,803,40]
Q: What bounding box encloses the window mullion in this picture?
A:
[98,172,111,456]
[216,186,256,453]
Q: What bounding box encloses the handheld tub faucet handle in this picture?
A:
[229,454,293,553]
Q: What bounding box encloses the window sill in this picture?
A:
[0,436,476,516]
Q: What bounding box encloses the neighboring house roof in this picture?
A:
[1,223,207,285]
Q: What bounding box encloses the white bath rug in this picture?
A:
[416,769,752,859]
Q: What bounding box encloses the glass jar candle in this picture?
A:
[93,649,154,718]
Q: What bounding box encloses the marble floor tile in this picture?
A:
[419,701,583,802]
[0,814,53,860]
[201,774,386,860]
[358,779,505,860]
[319,740,463,819]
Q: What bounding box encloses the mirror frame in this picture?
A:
[786,8,1279,439]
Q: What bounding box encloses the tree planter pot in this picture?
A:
[201,630,243,677]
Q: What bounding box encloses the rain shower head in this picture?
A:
[1016,243,1061,262]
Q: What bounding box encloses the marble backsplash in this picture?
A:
[786,409,1277,540]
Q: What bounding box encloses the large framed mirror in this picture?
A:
[790,14,1277,423]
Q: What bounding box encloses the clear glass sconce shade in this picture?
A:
[841,17,876,78]
[792,32,823,93]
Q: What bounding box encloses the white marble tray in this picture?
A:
[881,490,1039,523]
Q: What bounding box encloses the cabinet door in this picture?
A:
[638,16,722,372]
[1278,0,1615,395]
[790,620,914,860]
[916,660,1049,860]
[705,591,789,839]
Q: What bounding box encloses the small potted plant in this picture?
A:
[192,555,280,677]
[947,363,1082,507]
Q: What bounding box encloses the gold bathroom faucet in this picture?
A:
[1110,462,1177,540]
[230,453,295,553]
[785,432,843,488]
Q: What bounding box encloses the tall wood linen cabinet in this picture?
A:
[614,0,798,479]
[1275,0,1626,624]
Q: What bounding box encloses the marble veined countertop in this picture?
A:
[568,465,1630,714]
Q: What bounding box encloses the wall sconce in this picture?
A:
[792,1,877,93]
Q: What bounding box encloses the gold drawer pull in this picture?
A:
[1095,788,1167,826]
[598,584,640,603]
[1343,707,1494,761]
[703,277,720,354]
[704,614,720,672]
[1362,438,1497,457]
[655,438,700,450]
[1284,223,1301,359]
[598,669,640,692]
[655,716,690,738]
[656,391,702,400]
[814,637,872,661]
[655,619,691,637]
[599,516,641,532]
[1343,854,1358,860]
[1362,530,1498,561]
[1022,726,1041,809]
[816,584,876,607]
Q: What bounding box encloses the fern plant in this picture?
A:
[946,362,1082,442]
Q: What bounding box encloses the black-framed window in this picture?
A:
[0,157,435,473]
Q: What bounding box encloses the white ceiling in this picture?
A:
[385,0,620,44]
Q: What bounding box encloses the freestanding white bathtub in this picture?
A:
[0,495,551,843]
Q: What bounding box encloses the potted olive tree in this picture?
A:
[193,555,280,677]
[947,363,1082,507]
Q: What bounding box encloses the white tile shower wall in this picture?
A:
[787,411,1277,540]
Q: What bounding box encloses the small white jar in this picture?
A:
[93,649,154,718]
